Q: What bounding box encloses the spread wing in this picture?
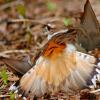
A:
[0,56,32,76]
[18,50,98,97]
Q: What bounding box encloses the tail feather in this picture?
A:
[77,0,100,51]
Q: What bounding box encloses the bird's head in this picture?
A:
[42,29,77,59]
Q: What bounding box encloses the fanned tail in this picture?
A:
[77,0,100,51]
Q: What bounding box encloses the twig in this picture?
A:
[0,50,29,57]
[0,50,29,54]
[7,17,60,25]
[0,0,24,11]
[0,54,9,58]
[90,89,100,93]
[0,95,10,98]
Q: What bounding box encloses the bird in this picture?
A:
[16,29,100,97]
[0,0,100,98]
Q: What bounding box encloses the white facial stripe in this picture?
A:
[48,29,68,40]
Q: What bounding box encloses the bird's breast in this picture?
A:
[43,41,66,60]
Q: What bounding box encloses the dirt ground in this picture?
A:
[0,0,100,99]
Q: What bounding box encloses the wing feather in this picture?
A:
[19,50,96,96]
